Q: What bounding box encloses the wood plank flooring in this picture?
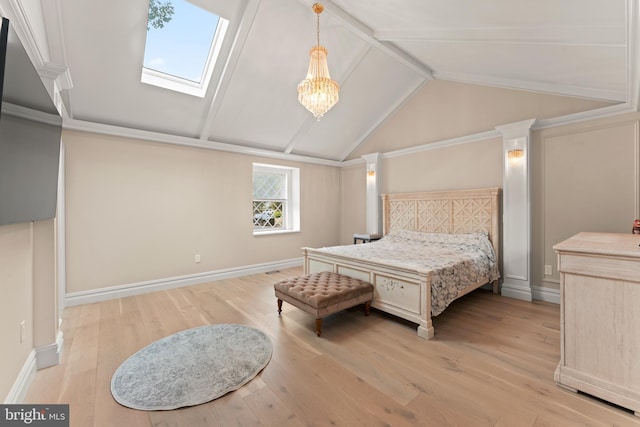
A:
[25,267,640,426]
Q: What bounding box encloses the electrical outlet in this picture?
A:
[544,265,552,275]
[20,320,25,343]
[194,254,201,263]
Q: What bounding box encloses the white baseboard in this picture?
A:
[4,350,36,404]
[501,281,533,302]
[65,258,303,307]
[35,331,64,369]
[532,286,560,304]
[501,282,560,304]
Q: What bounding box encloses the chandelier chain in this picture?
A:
[316,7,320,48]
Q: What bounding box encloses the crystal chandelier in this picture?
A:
[297,3,339,120]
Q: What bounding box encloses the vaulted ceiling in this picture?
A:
[3,0,637,162]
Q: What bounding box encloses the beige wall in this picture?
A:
[382,138,503,194]
[348,80,613,159]
[340,139,503,245]
[532,112,639,290]
[63,130,342,293]
[342,80,637,296]
[0,222,34,401]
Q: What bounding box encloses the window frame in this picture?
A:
[141,7,229,98]
[252,163,300,236]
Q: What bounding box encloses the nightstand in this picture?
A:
[353,233,381,244]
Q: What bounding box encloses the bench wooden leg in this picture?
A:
[315,318,322,337]
[364,301,371,316]
[277,299,283,315]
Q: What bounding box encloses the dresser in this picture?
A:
[553,232,640,416]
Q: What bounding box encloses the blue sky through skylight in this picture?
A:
[143,0,220,83]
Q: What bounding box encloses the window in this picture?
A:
[252,163,300,235]
[142,0,229,97]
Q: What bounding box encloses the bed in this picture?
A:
[302,187,501,339]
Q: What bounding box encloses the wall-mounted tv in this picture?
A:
[0,17,63,227]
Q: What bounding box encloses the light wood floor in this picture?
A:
[26,267,640,426]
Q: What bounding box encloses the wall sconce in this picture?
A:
[367,169,376,178]
[508,149,524,160]
[507,149,524,165]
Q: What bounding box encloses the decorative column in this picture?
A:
[496,119,536,301]
[361,153,382,236]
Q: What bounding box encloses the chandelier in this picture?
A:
[297,3,339,120]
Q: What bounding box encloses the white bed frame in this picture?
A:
[303,187,501,339]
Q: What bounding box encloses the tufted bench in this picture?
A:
[274,271,374,337]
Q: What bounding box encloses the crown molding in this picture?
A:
[63,118,344,167]
[0,0,71,106]
[533,103,635,129]
[3,102,61,126]
[434,70,627,103]
[382,129,501,160]
[341,102,637,168]
[0,0,45,66]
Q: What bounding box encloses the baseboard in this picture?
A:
[4,350,36,404]
[35,331,64,369]
[65,258,303,307]
[501,281,533,302]
[532,286,560,304]
[501,281,560,304]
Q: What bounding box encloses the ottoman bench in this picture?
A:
[274,271,374,337]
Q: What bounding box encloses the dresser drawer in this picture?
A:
[558,253,640,283]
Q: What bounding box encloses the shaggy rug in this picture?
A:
[110,324,272,410]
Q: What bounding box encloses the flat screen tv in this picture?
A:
[0,17,63,227]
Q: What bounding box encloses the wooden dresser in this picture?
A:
[553,232,640,416]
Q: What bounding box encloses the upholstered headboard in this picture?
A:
[382,187,501,264]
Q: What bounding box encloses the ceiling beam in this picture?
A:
[376,25,627,46]
[295,0,433,80]
[198,0,262,140]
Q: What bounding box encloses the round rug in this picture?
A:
[110,324,272,410]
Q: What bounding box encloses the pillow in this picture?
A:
[387,229,489,244]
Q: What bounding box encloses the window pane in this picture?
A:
[253,171,285,200]
[253,201,284,230]
[144,0,220,83]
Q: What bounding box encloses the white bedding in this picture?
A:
[315,230,500,316]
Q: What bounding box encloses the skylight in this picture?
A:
[142,0,229,97]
